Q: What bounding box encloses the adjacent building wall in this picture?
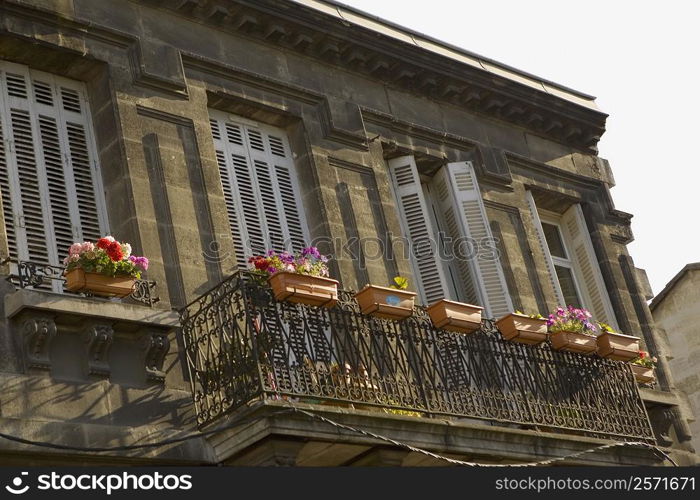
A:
[651,264,700,454]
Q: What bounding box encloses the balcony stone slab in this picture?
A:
[4,288,178,385]
[209,400,699,466]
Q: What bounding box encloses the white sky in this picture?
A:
[341,0,700,295]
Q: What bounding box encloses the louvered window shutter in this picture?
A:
[560,204,618,328]
[0,61,107,292]
[209,110,308,269]
[442,162,513,318]
[388,155,448,305]
[525,190,565,307]
[429,168,479,305]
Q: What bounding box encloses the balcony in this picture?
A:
[181,273,655,445]
[3,260,173,385]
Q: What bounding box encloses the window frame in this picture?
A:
[208,109,310,269]
[538,214,585,308]
[0,60,109,291]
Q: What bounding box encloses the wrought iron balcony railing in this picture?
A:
[4,259,160,307]
[181,273,654,443]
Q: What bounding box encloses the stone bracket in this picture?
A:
[21,313,57,371]
[140,330,171,382]
[82,321,115,376]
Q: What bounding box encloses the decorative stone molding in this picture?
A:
[0,0,606,151]
[21,314,57,371]
[140,330,171,382]
[82,322,115,376]
[137,0,606,151]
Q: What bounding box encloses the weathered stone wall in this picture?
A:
[652,269,700,454]
[0,0,694,463]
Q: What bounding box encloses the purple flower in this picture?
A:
[302,246,321,259]
[129,255,149,271]
[268,266,278,274]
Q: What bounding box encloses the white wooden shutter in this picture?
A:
[209,110,308,268]
[430,169,479,305]
[0,61,108,291]
[525,190,565,307]
[388,155,448,305]
[443,162,513,318]
[560,204,618,328]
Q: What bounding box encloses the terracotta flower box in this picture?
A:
[427,300,483,334]
[268,272,339,307]
[596,331,640,361]
[496,313,548,345]
[64,268,135,298]
[550,330,598,354]
[354,285,416,320]
[631,364,656,384]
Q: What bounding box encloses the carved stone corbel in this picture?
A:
[22,314,57,371]
[82,322,115,376]
[139,330,171,382]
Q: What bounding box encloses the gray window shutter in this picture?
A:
[525,190,565,307]
[0,61,108,292]
[430,168,479,305]
[443,161,513,318]
[388,155,448,305]
[560,204,618,328]
[209,110,308,269]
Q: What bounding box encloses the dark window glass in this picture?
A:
[555,265,581,308]
[542,222,567,259]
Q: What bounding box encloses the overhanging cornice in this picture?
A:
[136,0,608,152]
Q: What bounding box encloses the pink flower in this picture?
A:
[129,255,149,271]
[69,243,82,256]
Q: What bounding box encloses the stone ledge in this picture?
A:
[640,388,683,407]
[208,400,681,466]
[4,288,178,328]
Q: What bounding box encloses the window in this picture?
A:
[540,221,582,308]
[0,61,107,291]
[208,110,308,269]
[525,191,618,327]
[388,156,512,317]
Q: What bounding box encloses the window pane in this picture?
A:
[542,222,567,259]
[555,265,581,308]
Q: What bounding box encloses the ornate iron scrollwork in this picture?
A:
[180,272,655,444]
[7,259,159,307]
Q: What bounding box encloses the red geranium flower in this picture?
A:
[106,241,124,261]
[250,256,269,271]
[97,237,112,250]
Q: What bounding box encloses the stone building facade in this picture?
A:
[651,263,700,455]
[0,0,696,465]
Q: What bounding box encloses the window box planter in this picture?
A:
[631,364,655,384]
[354,285,416,320]
[268,272,339,307]
[64,268,135,298]
[427,300,482,334]
[496,313,548,345]
[596,331,640,361]
[550,330,597,354]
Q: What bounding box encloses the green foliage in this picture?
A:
[390,276,408,290]
[514,310,544,319]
